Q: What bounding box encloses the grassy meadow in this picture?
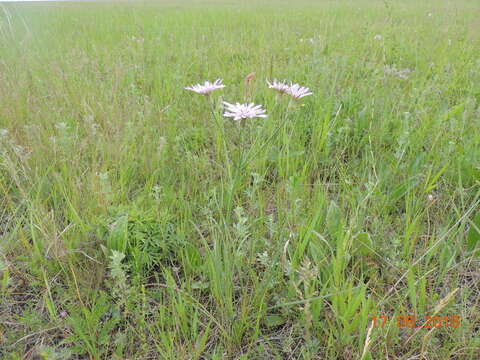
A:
[1,0,480,358]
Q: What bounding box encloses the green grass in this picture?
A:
[0,0,479,358]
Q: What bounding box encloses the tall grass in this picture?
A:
[0,0,479,359]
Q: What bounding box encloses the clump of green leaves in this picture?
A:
[64,292,121,359]
[99,206,183,274]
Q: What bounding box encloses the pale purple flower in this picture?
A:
[384,65,411,79]
[185,79,225,95]
[267,79,290,94]
[223,102,267,121]
[397,68,411,79]
[286,83,313,99]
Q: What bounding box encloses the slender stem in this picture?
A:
[242,96,293,168]
[207,96,237,219]
[207,95,232,183]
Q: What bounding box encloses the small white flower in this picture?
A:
[55,122,68,130]
[397,68,411,79]
[286,83,313,99]
[384,65,411,79]
[267,79,289,94]
[185,79,225,95]
[223,102,267,121]
[374,34,382,41]
[158,136,166,154]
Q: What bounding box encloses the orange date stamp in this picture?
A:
[372,315,461,329]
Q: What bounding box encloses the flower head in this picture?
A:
[223,102,267,121]
[267,79,290,94]
[374,34,382,41]
[384,65,411,79]
[185,79,225,95]
[286,83,313,99]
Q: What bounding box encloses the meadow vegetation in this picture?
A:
[0,0,479,358]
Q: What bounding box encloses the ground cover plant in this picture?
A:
[0,0,479,358]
